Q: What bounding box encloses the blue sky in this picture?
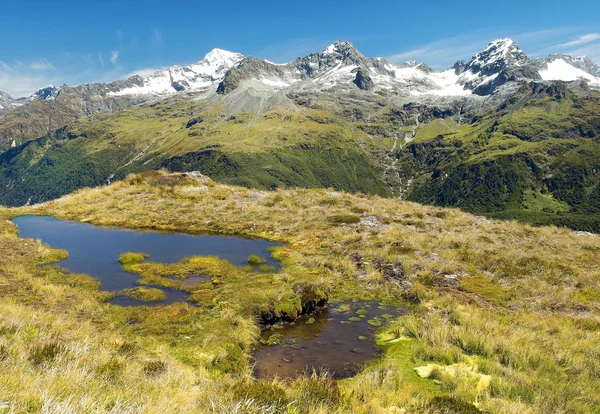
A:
[1,0,599,97]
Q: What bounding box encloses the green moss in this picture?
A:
[460,276,514,306]
[260,334,283,346]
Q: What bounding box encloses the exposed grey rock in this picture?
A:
[32,85,60,100]
[359,215,381,228]
[353,68,374,90]
[573,231,595,237]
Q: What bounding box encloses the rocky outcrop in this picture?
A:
[353,68,374,90]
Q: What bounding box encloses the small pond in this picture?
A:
[252,301,405,379]
[13,215,282,305]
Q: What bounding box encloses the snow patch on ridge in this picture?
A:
[539,59,600,87]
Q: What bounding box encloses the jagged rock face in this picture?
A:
[217,57,290,94]
[32,86,60,100]
[453,61,467,75]
[294,40,370,79]
[353,68,374,90]
[465,39,530,76]
[457,39,541,95]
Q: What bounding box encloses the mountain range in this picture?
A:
[1,38,600,231]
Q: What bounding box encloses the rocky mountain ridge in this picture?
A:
[3,37,597,151]
[3,38,599,102]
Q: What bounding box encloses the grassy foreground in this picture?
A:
[1,171,599,413]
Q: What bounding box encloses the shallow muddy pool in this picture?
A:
[13,215,282,305]
[252,301,405,379]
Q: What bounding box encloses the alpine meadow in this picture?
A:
[1,5,600,413]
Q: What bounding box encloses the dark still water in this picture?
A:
[253,301,405,379]
[12,215,282,299]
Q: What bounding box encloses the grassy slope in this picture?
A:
[1,86,600,230]
[1,171,599,413]
[0,99,391,207]
[402,88,600,231]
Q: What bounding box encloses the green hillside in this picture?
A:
[1,84,600,231]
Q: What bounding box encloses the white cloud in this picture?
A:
[0,72,59,98]
[110,50,120,66]
[29,59,55,71]
[557,33,600,49]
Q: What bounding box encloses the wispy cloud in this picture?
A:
[385,35,485,68]
[557,33,600,49]
[0,60,62,97]
[110,50,120,66]
[0,52,121,98]
[152,29,163,47]
[29,58,55,71]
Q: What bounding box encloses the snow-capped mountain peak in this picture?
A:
[454,38,537,95]
[467,38,529,74]
[109,48,243,97]
[322,40,359,56]
[5,38,599,116]
[201,48,244,69]
[32,85,60,101]
[317,40,365,65]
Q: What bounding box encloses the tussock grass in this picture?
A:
[118,252,149,265]
[1,171,599,412]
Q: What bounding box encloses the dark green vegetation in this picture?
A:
[1,83,600,231]
[398,85,600,231]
